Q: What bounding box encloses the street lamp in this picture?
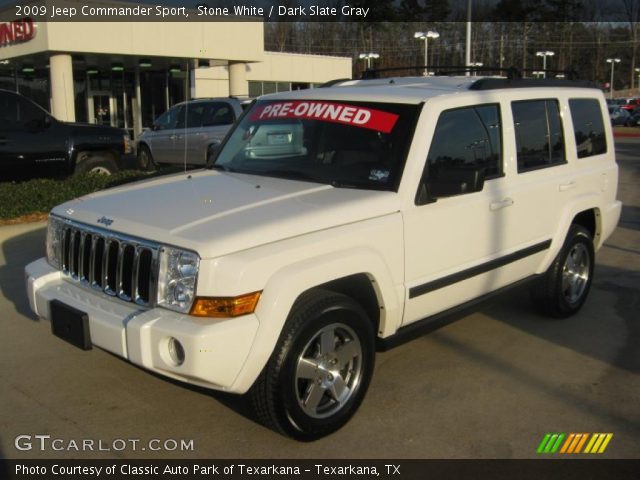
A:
[536,51,555,78]
[414,31,440,76]
[606,58,621,99]
[358,53,379,70]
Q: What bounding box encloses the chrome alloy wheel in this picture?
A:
[88,166,112,175]
[295,323,363,419]
[561,243,590,304]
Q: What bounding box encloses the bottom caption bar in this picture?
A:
[4,459,640,480]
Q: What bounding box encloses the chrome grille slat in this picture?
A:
[56,219,158,307]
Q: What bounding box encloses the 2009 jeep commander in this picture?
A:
[26,72,621,440]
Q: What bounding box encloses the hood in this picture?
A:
[52,169,400,259]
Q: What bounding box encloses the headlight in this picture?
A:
[46,216,64,270]
[157,247,200,313]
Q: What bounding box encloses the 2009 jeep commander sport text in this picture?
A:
[26,73,621,440]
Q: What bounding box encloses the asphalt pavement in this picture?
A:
[0,139,638,459]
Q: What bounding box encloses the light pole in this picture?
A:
[358,53,379,70]
[636,68,640,93]
[536,51,555,78]
[606,58,621,99]
[414,31,439,76]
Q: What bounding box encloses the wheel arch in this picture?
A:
[228,248,402,393]
[538,198,602,274]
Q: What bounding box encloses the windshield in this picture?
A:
[212,99,420,191]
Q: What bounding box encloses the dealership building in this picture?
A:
[0,15,352,138]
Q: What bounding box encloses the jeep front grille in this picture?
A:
[58,221,159,306]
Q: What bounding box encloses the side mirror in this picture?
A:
[151,123,161,131]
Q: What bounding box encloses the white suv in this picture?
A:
[26,74,621,440]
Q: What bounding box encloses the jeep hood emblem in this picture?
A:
[97,216,114,227]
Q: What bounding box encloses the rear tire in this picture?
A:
[249,289,375,440]
[531,225,595,318]
[74,153,118,176]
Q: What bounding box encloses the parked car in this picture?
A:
[608,105,632,126]
[0,89,134,178]
[26,73,621,440]
[629,109,640,126]
[137,97,243,169]
[621,97,640,111]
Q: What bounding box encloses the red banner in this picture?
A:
[250,101,399,133]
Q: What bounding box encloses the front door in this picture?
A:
[88,93,115,126]
[402,103,517,325]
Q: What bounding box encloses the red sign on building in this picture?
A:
[0,18,36,47]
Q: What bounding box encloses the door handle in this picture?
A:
[0,137,7,144]
[490,198,514,211]
[559,181,576,192]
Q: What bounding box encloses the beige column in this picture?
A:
[228,62,248,97]
[49,54,75,122]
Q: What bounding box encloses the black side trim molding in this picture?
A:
[408,239,552,299]
[378,274,540,351]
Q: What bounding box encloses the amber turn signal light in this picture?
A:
[190,291,261,318]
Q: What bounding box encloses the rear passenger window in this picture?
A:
[426,104,502,179]
[512,99,565,172]
[569,99,607,158]
[203,102,235,126]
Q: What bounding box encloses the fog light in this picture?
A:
[167,337,185,366]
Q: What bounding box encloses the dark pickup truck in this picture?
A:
[0,89,136,178]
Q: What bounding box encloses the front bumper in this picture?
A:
[25,257,259,392]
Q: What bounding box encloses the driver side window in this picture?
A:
[154,105,184,130]
[418,104,502,201]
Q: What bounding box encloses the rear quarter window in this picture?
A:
[569,98,607,158]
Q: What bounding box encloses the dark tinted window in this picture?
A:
[180,104,205,129]
[0,91,18,129]
[202,102,235,126]
[512,99,565,172]
[569,99,607,158]
[154,105,183,130]
[426,104,502,179]
[0,92,45,130]
[17,96,46,124]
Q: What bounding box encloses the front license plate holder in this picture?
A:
[50,300,92,351]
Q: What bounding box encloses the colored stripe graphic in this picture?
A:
[537,433,566,453]
[538,433,614,454]
[584,434,614,454]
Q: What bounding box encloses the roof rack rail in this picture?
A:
[318,78,352,88]
[361,65,525,80]
[360,65,582,82]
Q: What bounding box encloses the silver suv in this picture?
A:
[137,97,243,169]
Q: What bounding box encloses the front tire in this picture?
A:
[137,144,156,172]
[249,289,375,440]
[531,225,595,318]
